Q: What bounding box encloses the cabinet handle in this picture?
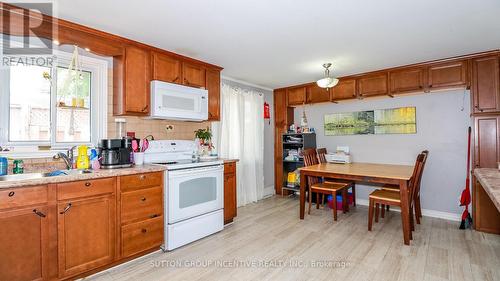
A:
[141,228,147,233]
[150,214,159,218]
[140,175,146,180]
[33,209,46,218]
[8,191,15,197]
[141,197,146,202]
[173,76,179,82]
[141,105,149,112]
[429,85,433,88]
[60,203,72,214]
[84,182,91,187]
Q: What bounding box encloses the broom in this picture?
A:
[459,127,473,229]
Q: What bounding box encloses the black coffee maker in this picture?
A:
[99,138,133,169]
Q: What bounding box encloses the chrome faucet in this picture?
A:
[54,146,78,170]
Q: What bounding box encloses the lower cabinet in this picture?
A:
[0,205,50,281]
[0,172,164,280]
[57,194,116,278]
[224,162,237,224]
[473,178,500,234]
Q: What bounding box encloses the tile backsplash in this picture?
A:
[106,69,210,140]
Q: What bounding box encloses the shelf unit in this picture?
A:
[281,132,316,194]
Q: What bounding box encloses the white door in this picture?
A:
[167,165,223,223]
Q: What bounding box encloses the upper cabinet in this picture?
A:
[152,52,182,83]
[427,60,467,90]
[206,68,221,121]
[114,46,151,116]
[182,62,206,88]
[358,73,389,97]
[472,55,500,114]
[306,84,330,104]
[287,86,307,106]
[389,67,425,95]
[331,79,357,101]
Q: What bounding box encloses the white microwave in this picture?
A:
[150,80,208,121]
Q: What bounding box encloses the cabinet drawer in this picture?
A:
[57,178,115,201]
[120,172,162,192]
[121,216,163,258]
[224,162,236,175]
[0,185,48,210]
[121,187,163,225]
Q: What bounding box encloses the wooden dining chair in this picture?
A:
[317,148,356,207]
[380,150,428,224]
[368,153,426,234]
[303,148,350,221]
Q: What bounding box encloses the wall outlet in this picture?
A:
[165,125,174,132]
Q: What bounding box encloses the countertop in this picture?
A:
[474,168,500,212]
[0,165,167,190]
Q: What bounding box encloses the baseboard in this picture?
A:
[355,199,461,222]
[262,185,275,199]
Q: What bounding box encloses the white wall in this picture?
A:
[294,89,471,217]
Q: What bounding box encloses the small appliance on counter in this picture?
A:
[325,146,352,164]
[99,138,133,169]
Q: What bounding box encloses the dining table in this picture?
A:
[299,162,415,245]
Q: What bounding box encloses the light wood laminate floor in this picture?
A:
[84,196,500,281]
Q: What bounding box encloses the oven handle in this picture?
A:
[168,165,224,177]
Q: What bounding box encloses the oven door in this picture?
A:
[167,165,224,224]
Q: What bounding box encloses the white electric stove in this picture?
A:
[144,140,224,251]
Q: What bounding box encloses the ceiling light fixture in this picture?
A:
[316,63,339,90]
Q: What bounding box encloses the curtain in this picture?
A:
[216,82,264,207]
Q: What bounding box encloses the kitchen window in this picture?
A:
[0,48,108,153]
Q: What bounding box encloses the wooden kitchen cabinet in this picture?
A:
[0,205,50,281]
[287,86,307,106]
[152,51,182,84]
[472,55,500,113]
[474,115,500,169]
[389,67,426,95]
[473,178,500,234]
[182,62,206,88]
[224,162,237,224]
[120,172,163,257]
[113,45,152,116]
[331,79,357,101]
[427,60,467,90]
[306,83,330,104]
[358,73,389,97]
[57,183,116,278]
[206,68,221,121]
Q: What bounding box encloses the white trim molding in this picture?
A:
[355,199,461,222]
[221,75,273,92]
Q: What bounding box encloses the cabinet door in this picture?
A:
[182,62,206,88]
[474,116,500,168]
[358,73,389,97]
[472,56,500,113]
[306,84,330,104]
[274,89,287,195]
[123,46,151,115]
[152,52,181,83]
[473,179,500,234]
[331,79,357,101]
[58,195,116,278]
[206,68,221,121]
[223,173,237,224]
[0,206,49,281]
[389,67,425,94]
[428,60,467,90]
[287,87,306,106]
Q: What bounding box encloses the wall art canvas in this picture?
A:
[324,107,416,136]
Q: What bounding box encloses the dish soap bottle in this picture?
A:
[76,145,89,169]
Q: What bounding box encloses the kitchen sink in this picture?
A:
[0,169,93,182]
